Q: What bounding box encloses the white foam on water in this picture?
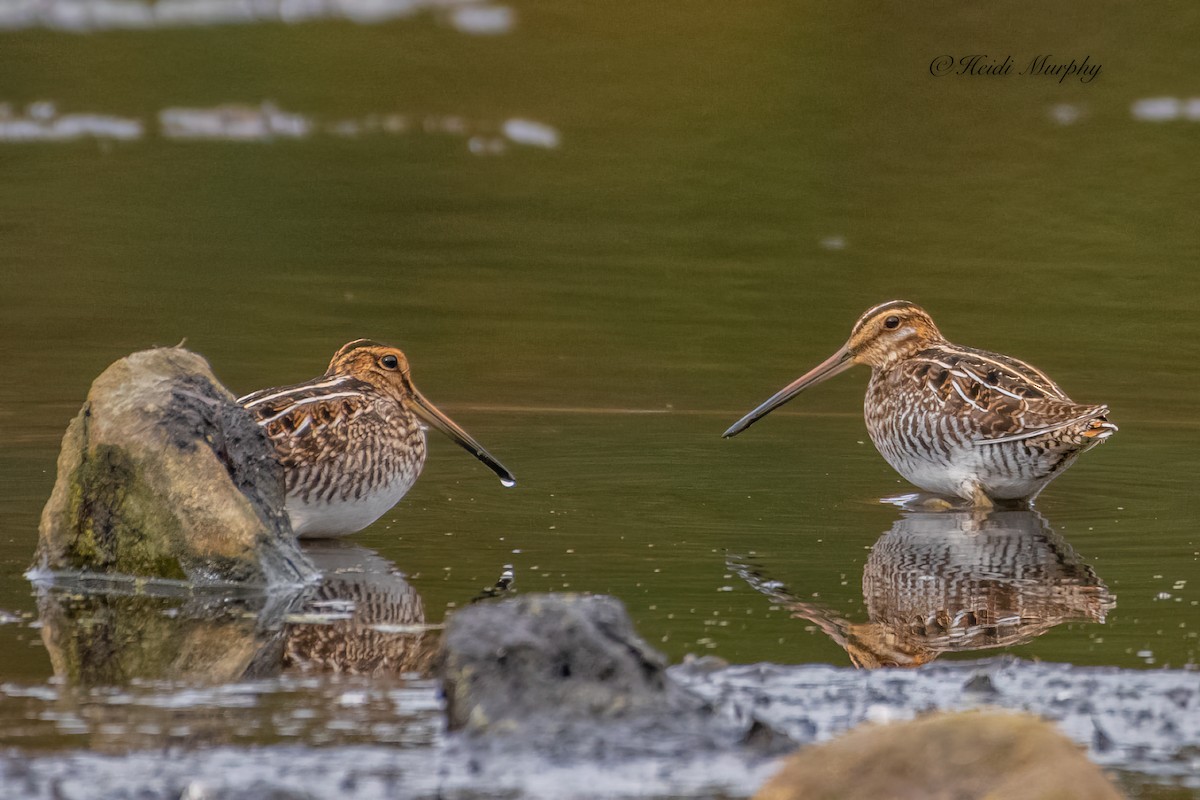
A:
[1131,97,1182,122]
[502,118,561,149]
[0,0,515,33]
[0,100,561,152]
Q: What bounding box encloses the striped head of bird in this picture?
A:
[723,301,941,437]
[325,339,515,487]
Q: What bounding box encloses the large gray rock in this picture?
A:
[35,347,315,586]
[439,593,791,757]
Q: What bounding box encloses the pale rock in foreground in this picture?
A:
[754,709,1124,800]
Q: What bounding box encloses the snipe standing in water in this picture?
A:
[723,301,1116,506]
[239,340,515,538]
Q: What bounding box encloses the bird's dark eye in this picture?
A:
[380,354,399,370]
[883,315,900,329]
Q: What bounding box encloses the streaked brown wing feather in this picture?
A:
[905,347,1108,443]
[242,378,379,465]
[950,345,1071,401]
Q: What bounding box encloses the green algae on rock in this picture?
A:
[35,347,315,587]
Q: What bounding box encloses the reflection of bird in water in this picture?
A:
[282,541,440,676]
[239,340,515,538]
[731,508,1114,668]
[723,301,1116,506]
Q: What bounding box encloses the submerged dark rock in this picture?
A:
[1,656,1197,798]
[439,593,793,758]
[35,346,315,587]
[673,657,1200,786]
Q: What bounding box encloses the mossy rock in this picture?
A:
[35,347,315,587]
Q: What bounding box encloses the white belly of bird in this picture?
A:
[875,434,1059,502]
[286,470,420,539]
[888,449,1026,500]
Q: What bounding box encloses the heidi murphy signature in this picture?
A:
[930,54,1101,84]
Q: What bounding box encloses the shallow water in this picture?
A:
[1,0,1199,794]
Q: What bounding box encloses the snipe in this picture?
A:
[723,301,1116,506]
[239,340,515,538]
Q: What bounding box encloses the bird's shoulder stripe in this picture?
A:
[239,375,354,408]
[241,377,377,443]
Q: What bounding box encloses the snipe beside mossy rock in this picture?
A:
[239,339,516,538]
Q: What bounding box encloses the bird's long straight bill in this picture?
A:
[723,347,855,438]
[411,389,517,487]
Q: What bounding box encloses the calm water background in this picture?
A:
[1,0,1198,705]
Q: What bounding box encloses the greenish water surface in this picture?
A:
[0,0,1197,736]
